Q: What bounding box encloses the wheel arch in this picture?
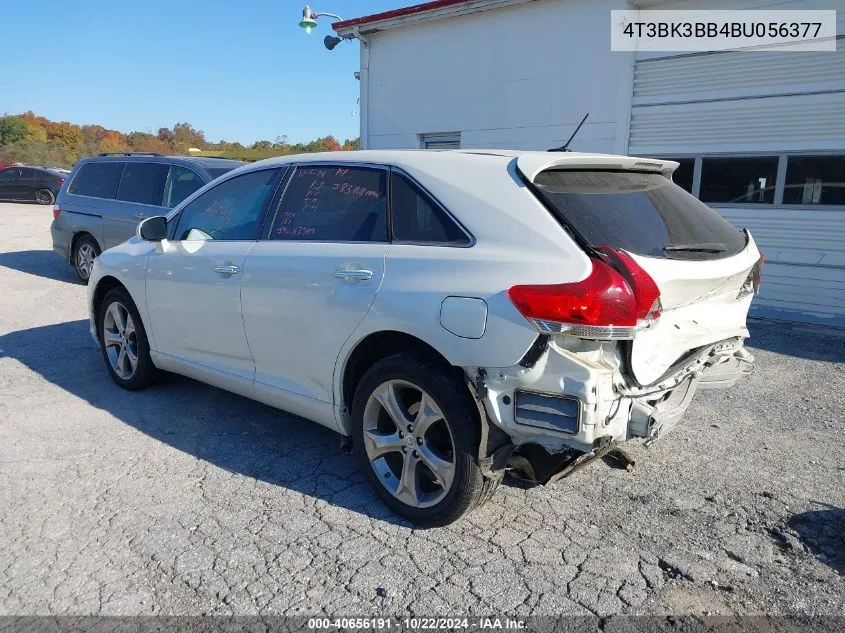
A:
[338,330,466,434]
[91,275,128,336]
[70,230,100,263]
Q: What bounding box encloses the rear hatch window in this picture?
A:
[532,170,747,261]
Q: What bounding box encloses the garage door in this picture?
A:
[628,41,845,328]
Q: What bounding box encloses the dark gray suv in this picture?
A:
[51,153,244,281]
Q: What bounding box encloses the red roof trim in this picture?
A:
[332,0,471,30]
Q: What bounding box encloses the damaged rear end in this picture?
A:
[476,157,762,484]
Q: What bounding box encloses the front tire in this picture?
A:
[35,188,55,205]
[352,352,492,526]
[98,288,156,390]
[72,234,100,283]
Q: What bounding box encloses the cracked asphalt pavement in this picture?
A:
[1,202,843,617]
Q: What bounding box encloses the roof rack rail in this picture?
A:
[97,152,164,157]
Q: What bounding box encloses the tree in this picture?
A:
[171,122,207,151]
[0,117,30,147]
[46,122,83,151]
[251,140,272,151]
[342,137,360,151]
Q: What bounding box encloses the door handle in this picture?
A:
[135,213,146,219]
[213,265,241,275]
[334,268,373,281]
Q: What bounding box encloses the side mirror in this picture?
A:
[138,216,168,242]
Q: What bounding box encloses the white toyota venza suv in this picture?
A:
[87,150,762,525]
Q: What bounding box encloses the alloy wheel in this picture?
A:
[35,190,54,205]
[76,244,96,280]
[103,302,138,380]
[362,379,456,508]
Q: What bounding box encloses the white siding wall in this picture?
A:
[628,0,845,327]
[364,0,630,153]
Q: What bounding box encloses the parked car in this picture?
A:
[51,153,245,281]
[0,165,67,205]
[86,150,762,525]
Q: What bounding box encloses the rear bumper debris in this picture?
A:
[473,335,755,481]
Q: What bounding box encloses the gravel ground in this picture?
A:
[0,202,843,617]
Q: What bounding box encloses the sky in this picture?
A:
[0,0,407,145]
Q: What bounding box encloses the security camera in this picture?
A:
[324,35,343,50]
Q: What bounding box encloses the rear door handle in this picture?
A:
[334,268,373,281]
[214,265,240,275]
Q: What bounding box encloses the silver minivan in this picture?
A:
[51,153,244,282]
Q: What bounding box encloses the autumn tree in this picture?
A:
[46,122,83,151]
[0,117,30,146]
[342,137,360,151]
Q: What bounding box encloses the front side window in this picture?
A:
[173,168,281,241]
[116,162,168,205]
[390,172,468,244]
[68,162,124,199]
[162,166,204,208]
[783,155,845,206]
[269,166,387,242]
[699,157,778,204]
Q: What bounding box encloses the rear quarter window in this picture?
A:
[532,170,747,260]
[68,162,125,199]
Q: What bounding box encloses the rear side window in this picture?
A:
[68,162,124,199]
[269,166,387,242]
[390,173,468,244]
[117,162,169,205]
[173,168,281,241]
[163,166,204,208]
[533,170,747,260]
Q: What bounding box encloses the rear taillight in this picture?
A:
[508,247,662,340]
[53,204,61,220]
[56,178,65,186]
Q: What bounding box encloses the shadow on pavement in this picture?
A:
[746,319,845,363]
[0,249,79,285]
[0,319,407,526]
[788,505,845,575]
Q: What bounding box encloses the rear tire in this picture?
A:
[351,352,492,526]
[72,234,100,284]
[98,288,156,391]
[34,188,55,205]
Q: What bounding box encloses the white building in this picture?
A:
[334,0,845,328]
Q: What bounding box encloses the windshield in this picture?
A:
[532,170,747,260]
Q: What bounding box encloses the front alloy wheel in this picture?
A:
[363,380,456,508]
[102,301,138,380]
[98,287,155,391]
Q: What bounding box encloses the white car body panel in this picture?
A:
[241,240,389,409]
[627,235,760,385]
[146,239,256,381]
[86,149,761,469]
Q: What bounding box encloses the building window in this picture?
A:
[420,132,461,149]
[699,157,779,204]
[663,158,694,193]
[783,155,845,206]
